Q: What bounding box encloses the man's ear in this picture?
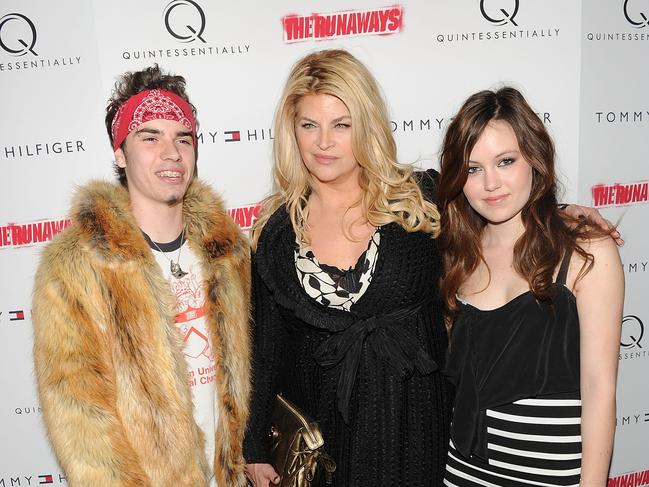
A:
[114,147,126,168]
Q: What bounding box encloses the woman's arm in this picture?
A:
[574,237,624,486]
[244,260,289,486]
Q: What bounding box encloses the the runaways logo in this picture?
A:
[228,203,261,231]
[608,469,649,487]
[163,0,206,43]
[0,12,37,56]
[591,181,648,208]
[624,0,649,28]
[282,6,403,43]
[480,0,520,26]
[0,208,258,250]
[0,218,71,249]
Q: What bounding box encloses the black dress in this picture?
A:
[444,252,582,486]
[243,170,452,486]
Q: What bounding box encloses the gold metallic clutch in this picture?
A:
[270,394,336,487]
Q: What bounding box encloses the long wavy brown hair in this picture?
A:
[438,87,605,327]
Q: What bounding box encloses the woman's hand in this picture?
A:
[245,463,280,487]
[561,204,624,246]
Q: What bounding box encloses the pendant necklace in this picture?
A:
[149,229,188,279]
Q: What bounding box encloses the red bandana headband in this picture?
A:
[110,89,196,151]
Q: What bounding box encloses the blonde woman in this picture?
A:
[243,49,452,486]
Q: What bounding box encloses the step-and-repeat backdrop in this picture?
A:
[0,1,646,485]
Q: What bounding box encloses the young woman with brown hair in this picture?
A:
[439,87,623,487]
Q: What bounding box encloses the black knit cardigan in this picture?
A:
[243,170,452,486]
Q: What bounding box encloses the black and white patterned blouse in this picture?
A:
[295,231,380,311]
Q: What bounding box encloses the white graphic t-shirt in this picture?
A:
[149,234,218,487]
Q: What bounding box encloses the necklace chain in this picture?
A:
[149,229,187,279]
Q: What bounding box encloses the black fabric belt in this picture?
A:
[313,303,438,423]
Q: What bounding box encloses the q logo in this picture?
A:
[621,315,644,349]
[0,13,38,56]
[163,0,206,43]
[480,0,520,27]
[623,0,649,28]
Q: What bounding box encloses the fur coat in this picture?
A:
[32,179,251,487]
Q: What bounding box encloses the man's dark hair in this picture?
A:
[105,64,198,187]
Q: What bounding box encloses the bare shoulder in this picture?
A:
[579,235,621,267]
[571,236,623,294]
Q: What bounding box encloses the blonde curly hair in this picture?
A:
[251,49,440,246]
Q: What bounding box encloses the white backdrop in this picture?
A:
[0,1,647,485]
[579,1,649,483]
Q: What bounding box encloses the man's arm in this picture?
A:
[32,248,150,487]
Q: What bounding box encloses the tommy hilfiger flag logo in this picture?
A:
[224,130,241,142]
[38,474,53,484]
[9,310,25,321]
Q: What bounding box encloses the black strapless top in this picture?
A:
[444,252,580,460]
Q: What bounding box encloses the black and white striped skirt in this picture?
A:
[444,395,582,487]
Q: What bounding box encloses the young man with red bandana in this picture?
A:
[32,65,251,487]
